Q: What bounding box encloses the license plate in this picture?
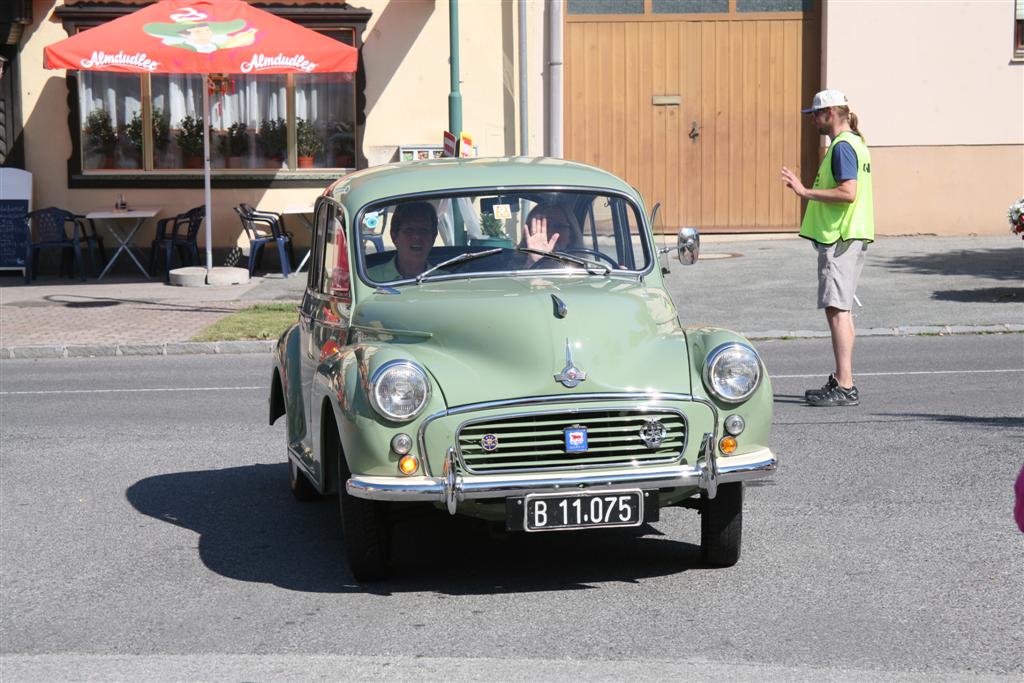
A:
[523,489,644,532]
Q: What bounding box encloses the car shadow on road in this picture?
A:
[125,463,701,596]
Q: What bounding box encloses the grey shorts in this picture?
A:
[815,240,867,310]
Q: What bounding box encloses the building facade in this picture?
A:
[4,0,1022,255]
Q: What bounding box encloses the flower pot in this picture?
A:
[298,155,315,169]
[183,155,204,169]
[333,153,354,168]
[226,156,245,169]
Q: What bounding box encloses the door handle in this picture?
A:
[689,121,700,141]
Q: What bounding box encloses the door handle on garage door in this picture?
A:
[689,121,700,141]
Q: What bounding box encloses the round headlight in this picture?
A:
[703,343,761,403]
[369,361,431,422]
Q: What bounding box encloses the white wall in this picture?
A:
[824,0,1024,147]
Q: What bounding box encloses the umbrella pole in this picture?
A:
[202,79,213,276]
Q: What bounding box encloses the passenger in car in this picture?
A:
[517,201,583,267]
[367,201,438,280]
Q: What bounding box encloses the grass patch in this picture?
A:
[191,303,297,342]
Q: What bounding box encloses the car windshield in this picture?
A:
[358,190,650,284]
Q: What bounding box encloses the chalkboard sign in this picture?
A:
[0,199,29,272]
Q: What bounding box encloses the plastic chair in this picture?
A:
[73,214,108,267]
[150,205,204,280]
[234,204,295,277]
[24,207,95,282]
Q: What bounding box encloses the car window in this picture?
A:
[359,190,649,284]
[319,202,350,300]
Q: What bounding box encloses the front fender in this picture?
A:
[271,322,306,443]
[684,327,773,457]
[314,342,450,480]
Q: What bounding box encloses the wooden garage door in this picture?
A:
[565,4,820,232]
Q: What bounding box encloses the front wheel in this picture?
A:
[338,455,391,581]
[700,482,743,567]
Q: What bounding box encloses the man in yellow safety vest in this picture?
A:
[781,89,874,407]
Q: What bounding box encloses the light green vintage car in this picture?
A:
[269,157,776,580]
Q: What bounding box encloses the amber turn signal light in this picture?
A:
[719,436,737,454]
[398,455,419,475]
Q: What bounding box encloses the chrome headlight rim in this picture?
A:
[702,342,762,404]
[368,360,431,422]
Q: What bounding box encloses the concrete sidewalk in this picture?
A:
[0,234,1020,358]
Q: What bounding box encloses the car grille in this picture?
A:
[456,408,686,474]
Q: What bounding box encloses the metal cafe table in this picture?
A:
[86,207,161,280]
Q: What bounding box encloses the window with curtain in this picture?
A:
[79,72,142,170]
[78,70,352,173]
[62,8,366,184]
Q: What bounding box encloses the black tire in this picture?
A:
[338,455,391,582]
[700,482,743,567]
[288,457,320,501]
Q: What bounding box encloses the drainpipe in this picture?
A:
[546,0,563,158]
[518,0,528,155]
[448,0,462,138]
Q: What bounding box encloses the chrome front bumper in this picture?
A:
[346,433,777,515]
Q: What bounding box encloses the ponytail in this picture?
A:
[849,111,864,142]
[837,105,865,143]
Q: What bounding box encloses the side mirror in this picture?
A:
[677,227,699,265]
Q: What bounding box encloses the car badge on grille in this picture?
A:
[639,419,667,448]
[554,338,587,388]
[564,425,588,452]
[480,434,499,452]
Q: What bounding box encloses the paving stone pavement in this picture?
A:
[1,234,1020,357]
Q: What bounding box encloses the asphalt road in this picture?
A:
[1,333,1022,681]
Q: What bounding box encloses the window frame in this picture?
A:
[55,2,370,189]
[1015,0,1024,61]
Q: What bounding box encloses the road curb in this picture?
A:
[1,325,1019,360]
[745,323,1024,341]
[0,340,275,359]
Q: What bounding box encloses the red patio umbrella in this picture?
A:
[45,0,358,278]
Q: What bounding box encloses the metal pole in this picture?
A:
[547,0,563,158]
[518,0,528,156]
[448,0,462,138]
[202,78,213,275]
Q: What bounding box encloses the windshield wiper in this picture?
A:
[416,248,504,284]
[514,248,611,275]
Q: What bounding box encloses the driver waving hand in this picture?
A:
[519,202,582,266]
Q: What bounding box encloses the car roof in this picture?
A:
[326,156,641,209]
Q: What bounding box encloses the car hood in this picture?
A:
[351,276,691,407]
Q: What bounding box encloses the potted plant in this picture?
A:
[257,118,286,167]
[176,114,206,169]
[218,122,249,168]
[126,108,171,159]
[296,118,322,168]
[84,109,118,168]
[471,212,513,248]
[327,121,355,168]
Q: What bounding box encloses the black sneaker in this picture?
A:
[805,374,838,399]
[807,383,859,407]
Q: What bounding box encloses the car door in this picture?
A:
[295,198,330,475]
[301,198,352,487]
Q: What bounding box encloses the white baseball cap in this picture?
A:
[802,89,848,113]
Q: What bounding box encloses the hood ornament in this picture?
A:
[554,339,587,388]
